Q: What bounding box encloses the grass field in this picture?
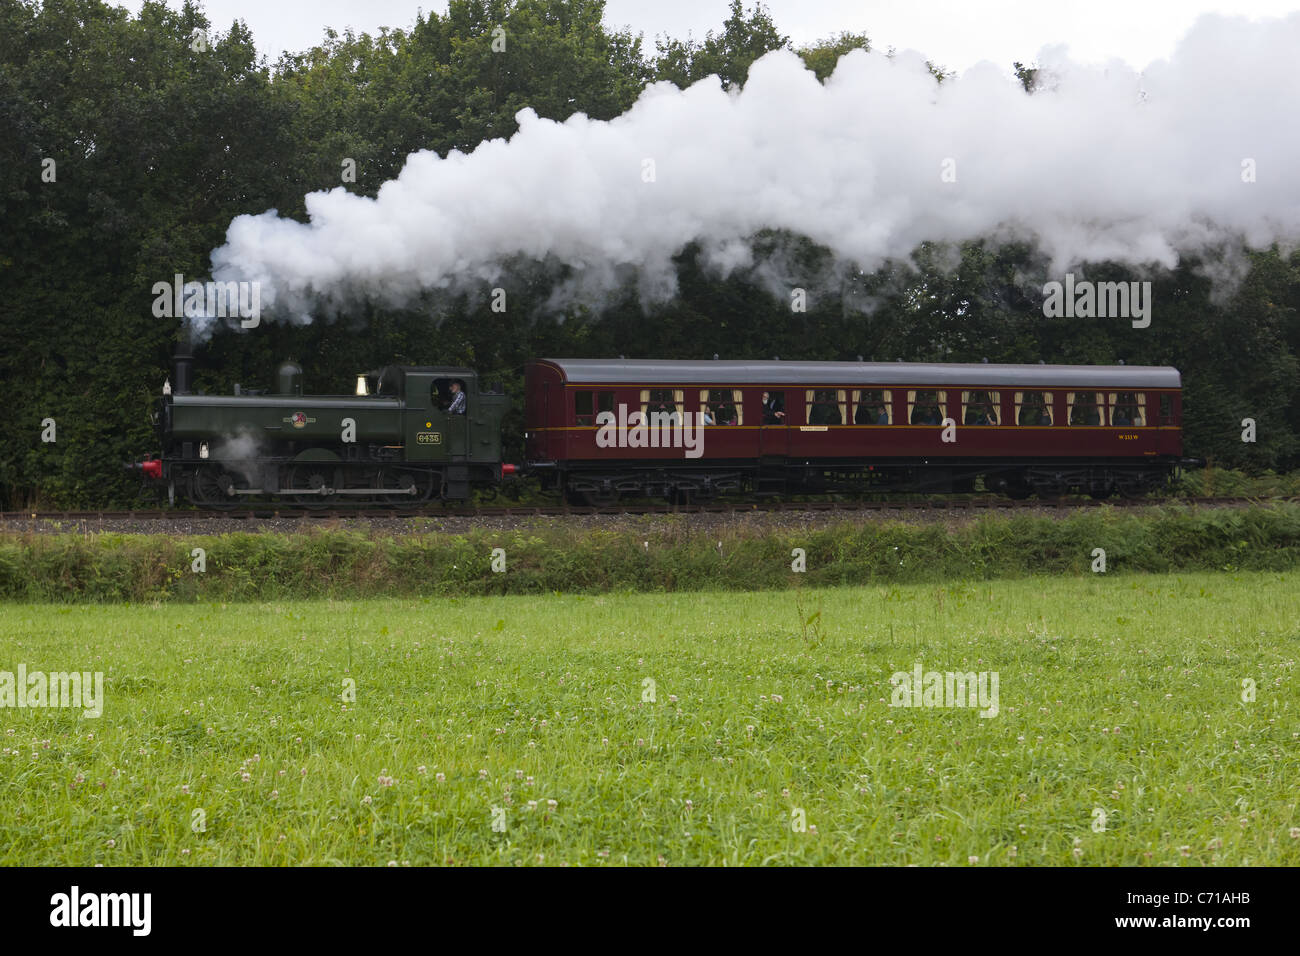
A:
[1,571,1297,865]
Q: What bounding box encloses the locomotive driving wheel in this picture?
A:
[377,468,421,508]
[191,466,238,510]
[289,464,336,509]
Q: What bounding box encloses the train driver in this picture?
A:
[448,380,467,415]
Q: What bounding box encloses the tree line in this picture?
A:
[1,0,1296,507]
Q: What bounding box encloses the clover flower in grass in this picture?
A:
[1289,827,1300,839]
[1178,846,1192,857]
[968,856,978,865]
[362,795,372,805]
[417,765,427,775]
[435,772,446,782]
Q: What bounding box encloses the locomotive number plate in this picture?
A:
[416,432,443,445]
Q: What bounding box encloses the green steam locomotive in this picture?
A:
[133,343,513,507]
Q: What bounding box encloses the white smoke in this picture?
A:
[211,12,1300,318]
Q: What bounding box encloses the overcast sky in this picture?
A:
[117,0,1300,74]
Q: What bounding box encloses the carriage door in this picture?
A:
[758,388,790,458]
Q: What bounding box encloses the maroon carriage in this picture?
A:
[525,359,1184,503]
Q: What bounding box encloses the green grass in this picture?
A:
[1,571,1297,865]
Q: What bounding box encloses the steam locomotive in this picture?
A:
[130,344,1188,507]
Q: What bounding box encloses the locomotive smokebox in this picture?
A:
[277,359,303,396]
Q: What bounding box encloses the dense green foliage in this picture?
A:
[3,0,1298,508]
[1,504,1297,602]
[3,573,1298,864]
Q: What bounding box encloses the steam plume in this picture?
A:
[210,13,1300,321]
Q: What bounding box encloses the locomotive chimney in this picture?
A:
[173,320,193,395]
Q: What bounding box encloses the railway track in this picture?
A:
[1,495,1287,522]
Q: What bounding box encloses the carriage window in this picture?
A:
[1109,392,1146,427]
[574,390,594,426]
[759,389,787,424]
[1159,393,1174,425]
[853,389,892,425]
[962,390,1000,426]
[598,391,615,415]
[1068,391,1103,426]
[700,389,742,425]
[640,388,683,424]
[805,389,845,425]
[907,389,946,425]
[1015,391,1053,426]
